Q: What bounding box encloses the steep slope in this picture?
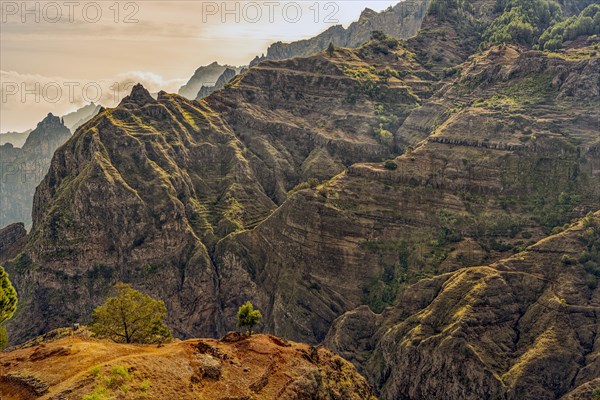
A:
[0,114,71,228]
[213,43,599,344]
[0,333,376,400]
[326,211,600,400]
[4,39,434,343]
[250,0,430,66]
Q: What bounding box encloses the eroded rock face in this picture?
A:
[0,113,71,228]
[250,0,431,66]
[215,45,600,343]
[5,40,431,343]
[326,212,600,400]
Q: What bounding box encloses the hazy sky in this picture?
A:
[1,1,399,132]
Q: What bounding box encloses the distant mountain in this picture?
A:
[61,102,103,132]
[195,67,238,99]
[178,62,242,99]
[0,113,71,228]
[250,0,429,66]
[0,129,32,148]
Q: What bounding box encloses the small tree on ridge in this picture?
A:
[89,283,171,344]
[237,301,262,335]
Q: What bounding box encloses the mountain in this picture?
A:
[250,0,430,66]
[1,0,599,398]
[4,37,430,343]
[195,67,238,100]
[0,129,32,148]
[61,102,103,132]
[0,332,376,399]
[0,113,71,228]
[326,211,600,399]
[178,62,242,99]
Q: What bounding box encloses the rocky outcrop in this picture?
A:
[0,113,71,228]
[178,62,242,100]
[250,0,430,66]
[0,334,376,399]
[326,211,600,400]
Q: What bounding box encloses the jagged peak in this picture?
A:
[358,7,377,21]
[118,83,156,107]
[39,112,64,127]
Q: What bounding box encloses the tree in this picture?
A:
[0,266,17,324]
[237,301,262,335]
[327,42,335,57]
[0,266,17,350]
[89,283,171,344]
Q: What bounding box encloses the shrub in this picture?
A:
[384,160,398,170]
[561,254,576,265]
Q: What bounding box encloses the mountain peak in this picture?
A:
[119,83,156,107]
[39,112,64,128]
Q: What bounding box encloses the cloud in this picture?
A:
[0,70,187,132]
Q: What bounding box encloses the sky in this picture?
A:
[0,1,400,132]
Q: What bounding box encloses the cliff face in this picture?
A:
[214,44,600,344]
[326,211,600,400]
[0,333,376,400]
[5,40,432,342]
[250,0,430,66]
[0,114,71,228]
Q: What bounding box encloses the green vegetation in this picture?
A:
[237,301,262,335]
[361,241,412,313]
[89,283,171,344]
[84,364,148,400]
[482,0,562,47]
[0,266,17,349]
[0,266,17,324]
[579,213,600,279]
[481,0,599,50]
[538,4,600,49]
[384,160,398,170]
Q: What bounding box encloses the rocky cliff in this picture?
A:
[4,38,433,342]
[0,333,375,400]
[0,114,71,228]
[250,0,431,66]
[1,2,599,398]
[326,211,600,400]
